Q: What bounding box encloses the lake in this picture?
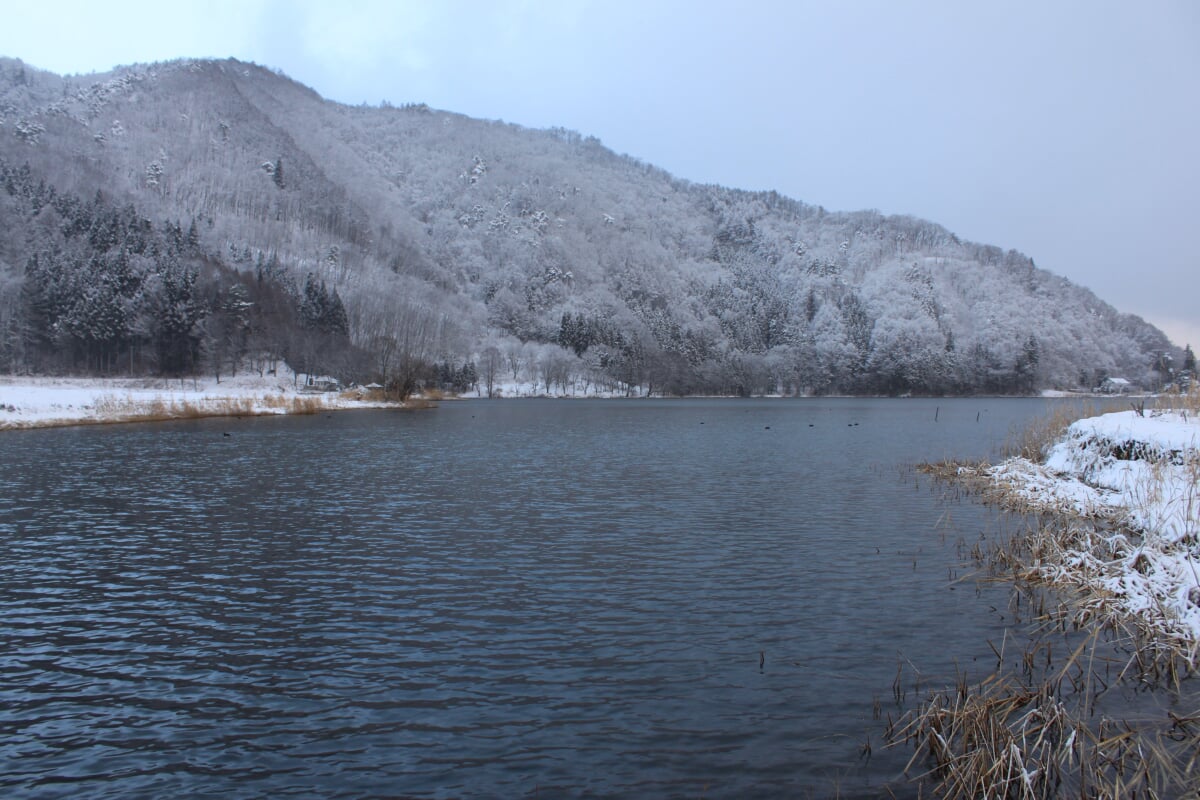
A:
[1,398,1066,797]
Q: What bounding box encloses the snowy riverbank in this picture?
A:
[963,408,1199,653]
[0,371,399,430]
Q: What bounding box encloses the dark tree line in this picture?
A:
[0,160,360,382]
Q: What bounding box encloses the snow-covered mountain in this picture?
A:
[0,57,1179,395]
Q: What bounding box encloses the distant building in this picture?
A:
[300,375,341,392]
[1097,377,1136,394]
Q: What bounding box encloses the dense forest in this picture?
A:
[0,56,1184,396]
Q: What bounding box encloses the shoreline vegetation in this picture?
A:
[1,374,1159,432]
[0,371,404,431]
[898,389,1199,798]
[1,371,1184,432]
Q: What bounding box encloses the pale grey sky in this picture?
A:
[2,0,1197,347]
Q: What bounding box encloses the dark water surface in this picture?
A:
[1,398,1062,797]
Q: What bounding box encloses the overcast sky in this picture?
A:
[2,0,1197,347]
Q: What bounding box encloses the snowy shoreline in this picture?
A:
[947,407,1200,655]
[0,372,400,430]
[1,375,1145,429]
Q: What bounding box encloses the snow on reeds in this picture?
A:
[929,392,1200,660]
[905,391,1200,797]
[86,392,328,423]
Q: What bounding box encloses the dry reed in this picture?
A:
[5,392,334,429]
[921,392,1200,666]
[889,533,1199,796]
[903,395,1200,797]
[1003,398,1126,462]
[1153,383,1200,417]
[890,641,1200,799]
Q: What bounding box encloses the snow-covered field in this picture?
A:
[0,368,641,429]
[979,409,1200,650]
[0,369,396,430]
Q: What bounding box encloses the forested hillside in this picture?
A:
[0,57,1180,396]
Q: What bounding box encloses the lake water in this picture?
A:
[1,398,1066,798]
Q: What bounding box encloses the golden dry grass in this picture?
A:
[908,396,1200,797]
[890,638,1200,799]
[888,539,1199,797]
[1003,398,1128,463]
[360,388,389,402]
[1005,403,1091,463]
[1154,383,1200,416]
[922,460,1199,671]
[2,392,335,430]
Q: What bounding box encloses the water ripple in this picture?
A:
[0,399,1055,797]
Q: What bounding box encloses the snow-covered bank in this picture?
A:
[971,409,1199,652]
[0,371,399,430]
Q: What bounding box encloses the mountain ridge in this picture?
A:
[0,56,1181,396]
